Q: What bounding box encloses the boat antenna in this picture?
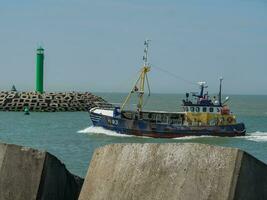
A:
[219,77,223,106]
[121,40,151,112]
[198,82,207,98]
[143,39,150,67]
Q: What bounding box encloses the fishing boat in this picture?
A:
[89,40,246,138]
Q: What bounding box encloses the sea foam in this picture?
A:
[78,126,215,139]
[78,126,267,142]
[78,126,132,137]
[242,131,267,142]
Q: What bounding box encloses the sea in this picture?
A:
[0,93,267,178]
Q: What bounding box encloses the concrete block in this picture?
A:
[0,98,6,103]
[64,96,72,101]
[5,103,12,107]
[30,95,39,99]
[68,107,78,112]
[55,107,65,112]
[34,107,43,112]
[0,94,7,98]
[31,99,38,103]
[77,107,85,111]
[6,94,15,99]
[79,143,267,200]
[55,95,64,100]
[38,94,45,99]
[44,95,53,100]
[16,103,24,107]
[27,91,37,95]
[45,107,56,112]
[37,99,46,103]
[50,103,58,108]
[20,94,29,99]
[29,103,37,109]
[39,102,48,107]
[70,103,80,108]
[60,103,68,108]
[16,103,24,110]
[71,100,79,104]
[23,99,31,103]
[68,93,75,97]
[10,107,16,111]
[45,100,52,104]
[0,143,83,200]
[12,98,20,103]
[46,92,55,96]
[51,100,60,104]
[77,100,85,105]
[74,96,82,101]
[63,99,72,104]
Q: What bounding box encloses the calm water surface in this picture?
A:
[0,93,267,177]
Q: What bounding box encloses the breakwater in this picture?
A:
[0,91,107,112]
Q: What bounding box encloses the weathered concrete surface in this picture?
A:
[0,143,83,200]
[79,143,267,200]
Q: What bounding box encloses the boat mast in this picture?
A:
[219,77,223,106]
[121,40,151,112]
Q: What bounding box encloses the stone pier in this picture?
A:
[0,91,108,112]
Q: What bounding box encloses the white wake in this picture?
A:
[242,131,267,142]
[78,126,267,142]
[78,126,133,137]
[172,135,216,140]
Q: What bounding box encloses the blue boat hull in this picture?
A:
[89,112,246,138]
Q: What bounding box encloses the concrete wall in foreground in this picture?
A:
[0,143,83,200]
[79,143,267,200]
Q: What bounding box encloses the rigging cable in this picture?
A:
[152,64,198,86]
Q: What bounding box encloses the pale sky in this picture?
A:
[0,0,266,94]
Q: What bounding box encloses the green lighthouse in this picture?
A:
[36,47,44,93]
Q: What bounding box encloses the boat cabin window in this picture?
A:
[142,112,149,119]
[156,114,168,124]
[138,112,157,122]
[170,114,184,125]
[142,113,184,125]
[186,106,221,113]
